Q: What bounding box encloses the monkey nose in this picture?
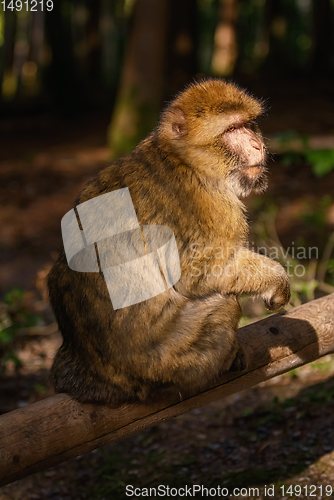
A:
[251,141,261,151]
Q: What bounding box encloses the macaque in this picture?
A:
[48,78,290,405]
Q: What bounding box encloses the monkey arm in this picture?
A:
[222,248,291,311]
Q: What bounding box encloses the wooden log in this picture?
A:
[1,293,334,486]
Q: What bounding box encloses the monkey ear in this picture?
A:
[170,107,188,138]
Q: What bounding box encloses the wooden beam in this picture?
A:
[1,293,334,486]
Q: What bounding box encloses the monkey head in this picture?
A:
[158,78,267,198]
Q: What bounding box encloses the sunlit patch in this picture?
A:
[244,165,262,179]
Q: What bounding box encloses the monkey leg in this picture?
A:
[50,291,245,405]
[138,293,246,398]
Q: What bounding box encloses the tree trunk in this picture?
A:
[211,0,239,76]
[108,0,169,159]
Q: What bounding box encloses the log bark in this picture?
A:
[1,293,334,486]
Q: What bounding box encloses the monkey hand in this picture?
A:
[262,265,291,312]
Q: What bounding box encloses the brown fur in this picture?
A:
[48,79,290,405]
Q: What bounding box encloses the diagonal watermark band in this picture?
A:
[61,189,181,310]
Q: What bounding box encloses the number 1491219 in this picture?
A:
[1,0,53,11]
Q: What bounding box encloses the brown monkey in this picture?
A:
[48,79,290,405]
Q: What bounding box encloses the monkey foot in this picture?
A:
[229,347,247,372]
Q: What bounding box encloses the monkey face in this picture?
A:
[221,120,268,198]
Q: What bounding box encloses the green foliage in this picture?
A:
[0,287,42,372]
[280,151,305,167]
[1,289,42,338]
[328,259,334,278]
[239,315,250,327]
[238,0,313,72]
[33,383,48,394]
[108,86,159,160]
[305,149,334,177]
[281,149,334,178]
[274,128,308,147]
[247,197,334,310]
[299,195,332,230]
[289,275,318,305]
[4,287,25,305]
[276,130,334,178]
[310,357,334,375]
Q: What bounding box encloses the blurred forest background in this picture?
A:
[0,0,333,134]
[1,1,334,499]
[1,0,334,155]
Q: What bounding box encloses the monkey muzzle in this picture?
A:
[244,164,264,179]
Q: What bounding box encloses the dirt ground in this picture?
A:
[1,81,334,499]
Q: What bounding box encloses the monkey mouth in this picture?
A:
[244,164,263,179]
